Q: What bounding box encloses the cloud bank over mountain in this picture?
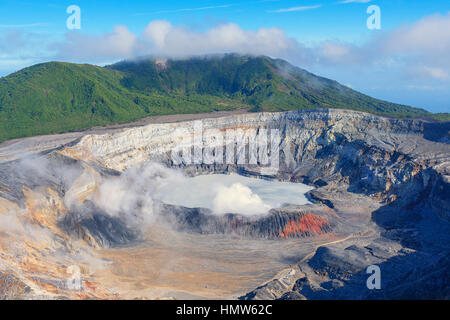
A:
[52,21,302,62]
[46,12,450,85]
[1,11,449,112]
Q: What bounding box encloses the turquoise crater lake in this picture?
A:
[154,173,314,216]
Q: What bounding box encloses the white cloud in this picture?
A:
[409,66,449,81]
[0,29,53,75]
[0,23,49,28]
[383,13,450,57]
[313,12,450,82]
[53,25,139,62]
[140,4,233,15]
[339,0,372,3]
[0,29,48,55]
[319,41,351,60]
[141,20,301,58]
[48,21,303,62]
[406,84,442,91]
[268,5,322,13]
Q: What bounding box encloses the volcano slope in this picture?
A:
[0,109,448,299]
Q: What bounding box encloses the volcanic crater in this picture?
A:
[0,109,448,299]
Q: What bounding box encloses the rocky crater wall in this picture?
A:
[60,109,450,221]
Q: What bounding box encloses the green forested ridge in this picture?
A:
[0,54,447,143]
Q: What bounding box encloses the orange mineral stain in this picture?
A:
[279,214,329,238]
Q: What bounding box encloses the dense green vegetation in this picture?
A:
[0,54,447,143]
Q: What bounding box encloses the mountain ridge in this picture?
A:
[0,54,447,143]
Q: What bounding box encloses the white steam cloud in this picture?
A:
[154,173,313,216]
[94,163,185,229]
[212,183,271,215]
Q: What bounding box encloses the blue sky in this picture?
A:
[0,0,449,113]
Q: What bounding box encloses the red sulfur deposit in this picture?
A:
[279,214,329,238]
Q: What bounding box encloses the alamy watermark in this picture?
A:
[170,120,282,175]
[66,5,81,30]
[367,5,381,30]
[366,265,381,290]
[66,265,82,291]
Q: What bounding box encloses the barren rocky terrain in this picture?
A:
[0,109,448,299]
